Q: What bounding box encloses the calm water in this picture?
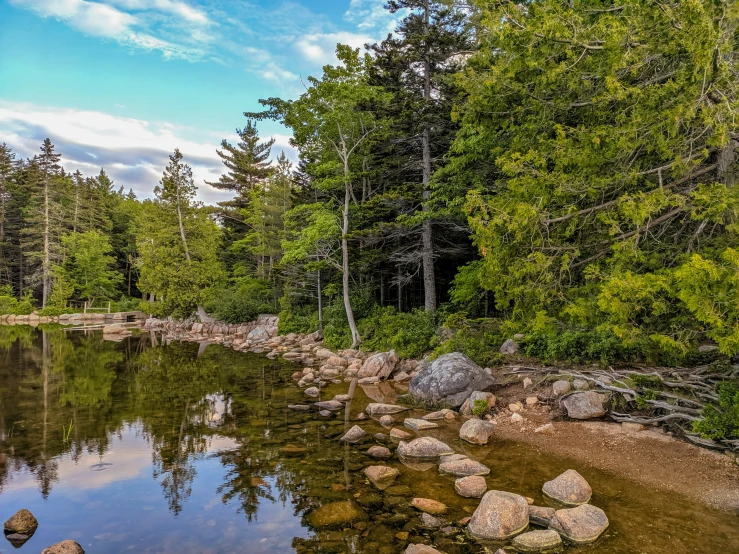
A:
[0,327,737,553]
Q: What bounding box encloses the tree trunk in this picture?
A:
[342,160,361,347]
[421,0,436,312]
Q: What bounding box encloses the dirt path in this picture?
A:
[493,413,739,513]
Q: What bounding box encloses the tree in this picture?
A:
[137,149,225,318]
[53,231,123,307]
[0,144,15,285]
[251,46,388,347]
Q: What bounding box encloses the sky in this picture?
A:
[0,0,405,204]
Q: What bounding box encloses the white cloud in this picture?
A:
[0,101,297,205]
[293,31,374,66]
[344,0,406,37]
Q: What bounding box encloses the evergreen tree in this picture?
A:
[0,144,15,285]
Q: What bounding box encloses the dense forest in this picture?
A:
[0,0,738,367]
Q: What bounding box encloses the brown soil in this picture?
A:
[490,392,739,513]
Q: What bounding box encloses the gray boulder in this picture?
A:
[500,339,519,355]
[511,530,562,552]
[562,392,606,420]
[439,456,490,477]
[397,437,454,459]
[366,403,409,416]
[552,380,571,395]
[528,505,556,527]
[542,469,592,505]
[468,490,530,540]
[549,504,609,544]
[454,475,487,498]
[459,419,495,445]
[247,326,270,342]
[358,350,399,379]
[340,425,367,443]
[409,353,495,408]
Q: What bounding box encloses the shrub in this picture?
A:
[0,288,36,316]
[278,294,319,335]
[693,381,739,440]
[471,399,488,417]
[358,307,439,359]
[521,330,641,365]
[204,278,274,323]
[38,306,74,317]
[433,315,505,367]
[322,288,376,350]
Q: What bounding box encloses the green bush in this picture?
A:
[0,288,35,315]
[693,381,739,440]
[322,288,377,350]
[38,306,74,317]
[358,307,438,359]
[204,278,274,323]
[433,315,505,367]
[471,399,488,417]
[278,294,319,335]
[521,330,641,365]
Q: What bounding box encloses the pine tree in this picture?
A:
[0,144,15,285]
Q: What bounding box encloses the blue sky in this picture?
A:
[0,0,403,203]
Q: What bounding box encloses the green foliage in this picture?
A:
[0,288,35,315]
[433,316,505,367]
[358,307,438,359]
[277,294,319,335]
[522,330,639,365]
[693,381,739,440]
[471,399,488,418]
[38,306,73,317]
[322,289,377,350]
[205,278,274,324]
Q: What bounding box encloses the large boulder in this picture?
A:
[358,350,399,379]
[4,509,38,534]
[41,541,85,554]
[247,326,270,342]
[459,419,495,445]
[562,392,606,420]
[468,490,530,540]
[397,437,454,459]
[542,469,592,506]
[409,353,495,408]
[549,504,609,544]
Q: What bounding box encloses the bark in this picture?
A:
[421,0,436,312]
[342,159,361,347]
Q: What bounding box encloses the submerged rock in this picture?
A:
[306,500,368,528]
[397,437,454,459]
[304,387,320,397]
[364,465,399,490]
[459,419,495,445]
[549,504,609,544]
[4,509,38,534]
[468,490,529,541]
[41,540,85,554]
[409,352,495,408]
[390,428,414,440]
[288,404,310,411]
[542,469,592,506]
[411,498,447,515]
[454,475,487,498]
[404,545,443,554]
[340,425,367,443]
[528,505,556,527]
[439,456,490,477]
[511,530,562,552]
[366,403,409,416]
[404,418,439,431]
[562,392,606,420]
[366,446,392,459]
[421,512,444,528]
[379,415,395,427]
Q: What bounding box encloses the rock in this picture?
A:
[511,413,524,423]
[305,387,320,397]
[422,410,445,420]
[511,530,562,552]
[358,350,399,379]
[460,391,496,416]
[288,404,311,411]
[549,504,609,544]
[397,437,454,459]
[409,353,495,408]
[534,423,555,434]
[315,400,343,411]
[404,545,443,554]
[366,403,409,416]
[500,339,519,355]
[573,379,589,391]
[340,425,367,443]
[468,490,530,540]
[525,396,538,406]
[333,394,351,402]
[439,456,490,476]
[411,498,447,515]
[319,410,333,417]
[364,465,399,490]
[542,469,592,505]
[327,355,348,367]
[404,418,439,431]
[508,402,522,413]
[306,500,368,528]
[379,415,395,426]
[247,326,270,342]
[4,509,38,534]
[523,377,533,389]
[621,422,645,432]
[698,343,719,353]
[421,512,444,528]
[454,475,487,498]
[315,348,335,359]
[528,506,556,527]
[391,428,414,440]
[459,419,495,445]
[356,412,368,421]
[41,540,85,554]
[393,371,410,382]
[358,376,380,385]
[562,392,606,420]
[552,380,571,395]
[366,446,392,459]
